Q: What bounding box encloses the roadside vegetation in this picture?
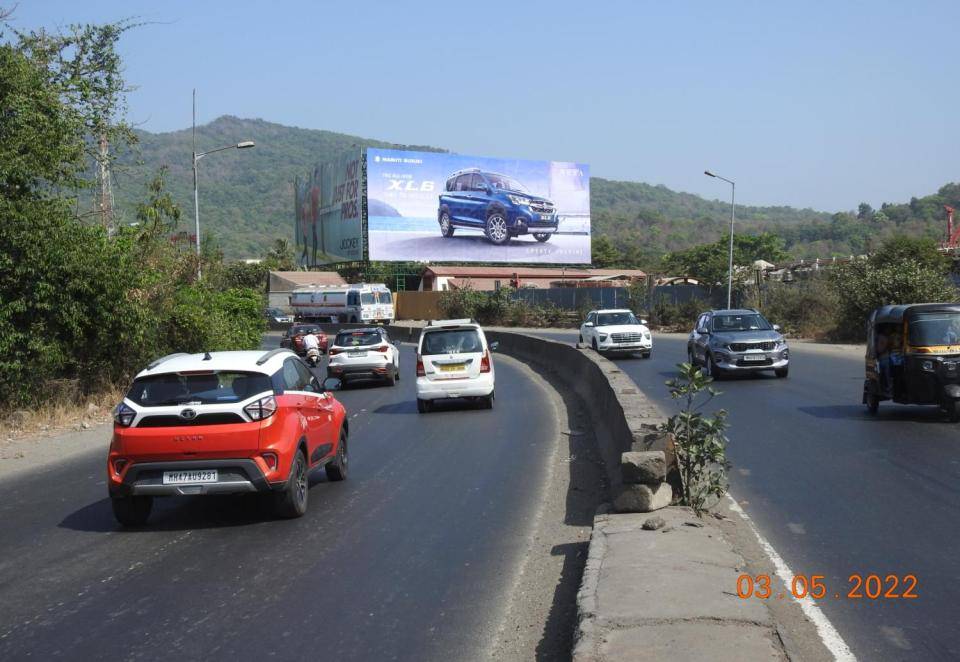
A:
[0,20,265,410]
[662,363,730,516]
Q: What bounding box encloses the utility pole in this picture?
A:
[97,127,114,231]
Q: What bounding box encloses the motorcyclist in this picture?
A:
[302,330,321,366]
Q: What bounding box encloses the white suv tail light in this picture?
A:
[244,395,277,421]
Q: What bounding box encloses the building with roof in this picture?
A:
[418,266,646,292]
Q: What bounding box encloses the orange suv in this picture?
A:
[107,349,348,526]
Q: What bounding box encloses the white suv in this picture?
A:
[327,327,400,386]
[416,319,497,412]
[580,309,653,358]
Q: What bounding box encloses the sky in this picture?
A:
[7,0,959,212]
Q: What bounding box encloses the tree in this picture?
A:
[591,234,621,267]
[857,203,874,221]
[135,166,182,235]
[661,232,789,287]
[869,235,951,274]
[263,238,296,270]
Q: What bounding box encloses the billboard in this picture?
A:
[294,150,363,266]
[366,148,590,264]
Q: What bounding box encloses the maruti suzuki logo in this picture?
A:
[179,408,198,421]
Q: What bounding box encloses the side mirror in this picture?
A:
[489,341,500,351]
[773,324,782,333]
[584,321,594,327]
[698,327,710,335]
[639,319,648,326]
[323,377,342,391]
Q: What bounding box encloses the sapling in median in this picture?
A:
[661,362,731,516]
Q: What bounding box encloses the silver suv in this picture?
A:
[687,309,789,379]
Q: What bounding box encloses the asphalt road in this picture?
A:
[537,330,960,661]
[0,346,560,661]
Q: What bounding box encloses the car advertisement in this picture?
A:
[366,148,590,264]
[294,150,363,266]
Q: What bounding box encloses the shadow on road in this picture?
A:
[799,404,952,423]
[535,541,590,662]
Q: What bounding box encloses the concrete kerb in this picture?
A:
[342,322,783,660]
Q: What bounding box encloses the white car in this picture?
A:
[416,319,497,412]
[580,309,653,358]
[327,327,400,386]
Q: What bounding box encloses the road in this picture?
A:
[0,344,566,661]
[536,329,960,661]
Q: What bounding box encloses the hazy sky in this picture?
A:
[8,0,958,211]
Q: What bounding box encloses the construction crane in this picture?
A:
[944,205,959,250]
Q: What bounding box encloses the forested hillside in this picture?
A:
[105,116,959,264]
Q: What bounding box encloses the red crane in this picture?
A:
[946,205,959,250]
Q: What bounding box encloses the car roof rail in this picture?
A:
[146,353,190,370]
[257,347,295,366]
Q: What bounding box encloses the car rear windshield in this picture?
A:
[421,329,483,355]
[908,312,960,346]
[711,314,772,332]
[127,371,272,406]
[597,312,639,326]
[292,325,320,335]
[335,331,381,347]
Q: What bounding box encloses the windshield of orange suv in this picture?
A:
[127,371,273,406]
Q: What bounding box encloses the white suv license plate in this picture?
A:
[163,470,217,485]
[742,354,767,362]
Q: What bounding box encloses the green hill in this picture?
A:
[105,116,959,264]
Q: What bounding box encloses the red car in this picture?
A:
[107,349,348,525]
[281,324,329,355]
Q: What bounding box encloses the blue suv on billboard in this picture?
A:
[437,169,558,245]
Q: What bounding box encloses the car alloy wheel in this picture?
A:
[533,233,551,242]
[294,455,307,507]
[440,212,454,237]
[485,212,509,245]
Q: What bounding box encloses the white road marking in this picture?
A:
[727,495,856,661]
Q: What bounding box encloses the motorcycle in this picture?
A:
[306,346,321,369]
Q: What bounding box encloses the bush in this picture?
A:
[829,259,958,340]
[650,296,708,330]
[661,363,730,516]
[751,278,839,339]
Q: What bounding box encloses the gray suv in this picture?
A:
[687,309,789,379]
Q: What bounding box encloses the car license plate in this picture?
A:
[742,354,766,362]
[163,470,217,485]
[348,351,365,357]
[439,364,464,372]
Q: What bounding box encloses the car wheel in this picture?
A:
[642,352,651,359]
[775,366,789,379]
[385,367,396,386]
[947,400,960,423]
[533,233,551,242]
[706,353,725,380]
[483,391,495,409]
[417,398,431,413]
[439,211,455,237]
[484,211,510,245]
[350,316,358,324]
[326,430,348,481]
[111,495,153,526]
[394,364,400,381]
[274,450,308,518]
[866,392,879,415]
[591,338,599,352]
[578,334,584,344]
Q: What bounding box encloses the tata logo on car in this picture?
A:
[179,408,198,421]
[173,435,204,443]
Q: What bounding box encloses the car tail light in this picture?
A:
[329,348,342,356]
[113,402,136,427]
[480,351,491,373]
[261,452,278,471]
[416,356,425,376]
[244,395,277,421]
[375,345,389,352]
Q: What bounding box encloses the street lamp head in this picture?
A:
[704,170,716,177]
[237,141,255,149]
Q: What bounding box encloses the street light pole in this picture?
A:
[191,89,255,279]
[705,170,736,309]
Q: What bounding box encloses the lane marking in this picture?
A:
[726,495,856,661]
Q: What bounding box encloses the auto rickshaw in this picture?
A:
[863,303,960,421]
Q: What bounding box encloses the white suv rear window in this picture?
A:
[421,329,483,355]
